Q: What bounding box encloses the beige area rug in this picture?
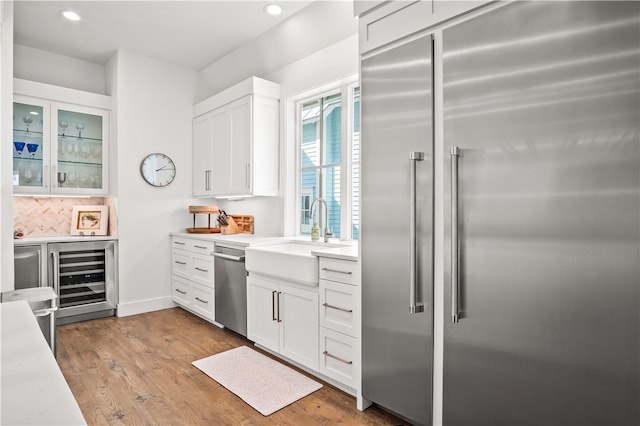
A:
[192,346,323,416]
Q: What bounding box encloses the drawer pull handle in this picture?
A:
[322,303,353,313]
[174,241,186,245]
[175,289,187,295]
[175,261,187,265]
[195,297,208,304]
[323,351,353,365]
[194,245,207,249]
[194,267,208,272]
[322,268,352,275]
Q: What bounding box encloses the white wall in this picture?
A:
[1,1,14,292]
[198,0,357,101]
[108,50,200,316]
[14,44,106,95]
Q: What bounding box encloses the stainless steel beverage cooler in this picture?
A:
[48,240,117,324]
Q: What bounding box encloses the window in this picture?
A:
[300,188,313,234]
[297,83,360,240]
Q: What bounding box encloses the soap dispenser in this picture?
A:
[311,223,320,241]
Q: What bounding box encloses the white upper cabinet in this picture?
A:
[193,77,279,198]
[357,0,491,54]
[12,79,111,196]
[192,113,215,196]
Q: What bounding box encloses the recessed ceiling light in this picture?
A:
[264,3,283,16]
[60,10,81,21]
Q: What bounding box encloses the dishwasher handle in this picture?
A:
[211,252,245,262]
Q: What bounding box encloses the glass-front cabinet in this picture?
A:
[13,92,110,195]
[55,105,108,194]
[13,99,48,190]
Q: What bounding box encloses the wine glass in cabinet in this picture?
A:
[12,98,47,190]
[53,105,108,194]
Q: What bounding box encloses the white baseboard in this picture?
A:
[116,296,176,317]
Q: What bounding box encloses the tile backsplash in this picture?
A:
[13,196,117,238]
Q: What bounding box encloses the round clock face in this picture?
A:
[140,153,176,187]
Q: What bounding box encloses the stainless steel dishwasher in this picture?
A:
[212,244,247,337]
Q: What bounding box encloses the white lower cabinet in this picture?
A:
[319,327,358,389]
[320,279,357,337]
[191,282,214,320]
[318,257,360,391]
[247,275,319,370]
[171,275,192,306]
[171,236,215,322]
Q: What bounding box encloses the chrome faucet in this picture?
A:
[310,197,333,243]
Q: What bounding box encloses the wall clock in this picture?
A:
[140,153,176,187]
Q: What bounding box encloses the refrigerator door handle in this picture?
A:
[450,146,461,323]
[409,151,425,314]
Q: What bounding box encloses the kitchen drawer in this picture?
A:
[319,327,357,389]
[172,275,192,306]
[171,249,190,279]
[191,283,214,321]
[320,279,358,338]
[189,240,215,255]
[191,252,214,287]
[172,236,190,250]
[319,258,359,286]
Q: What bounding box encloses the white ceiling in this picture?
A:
[13,0,317,71]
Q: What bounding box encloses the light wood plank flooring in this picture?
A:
[56,307,408,425]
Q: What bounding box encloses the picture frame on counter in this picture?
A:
[71,205,109,236]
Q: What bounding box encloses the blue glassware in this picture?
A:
[26,143,39,157]
[13,141,25,156]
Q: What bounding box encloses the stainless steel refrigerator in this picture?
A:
[361,1,639,425]
[361,34,435,426]
[442,2,639,425]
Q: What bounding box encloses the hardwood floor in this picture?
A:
[56,308,408,425]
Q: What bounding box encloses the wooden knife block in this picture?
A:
[220,217,241,234]
[220,215,254,235]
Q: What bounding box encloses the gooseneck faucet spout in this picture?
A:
[310,197,333,243]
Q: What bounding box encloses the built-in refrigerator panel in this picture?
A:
[443,2,640,424]
[361,34,434,425]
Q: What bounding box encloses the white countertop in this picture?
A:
[0,300,86,425]
[311,244,358,262]
[171,232,289,248]
[14,235,117,245]
[172,233,359,260]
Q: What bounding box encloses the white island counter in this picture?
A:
[1,300,85,425]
